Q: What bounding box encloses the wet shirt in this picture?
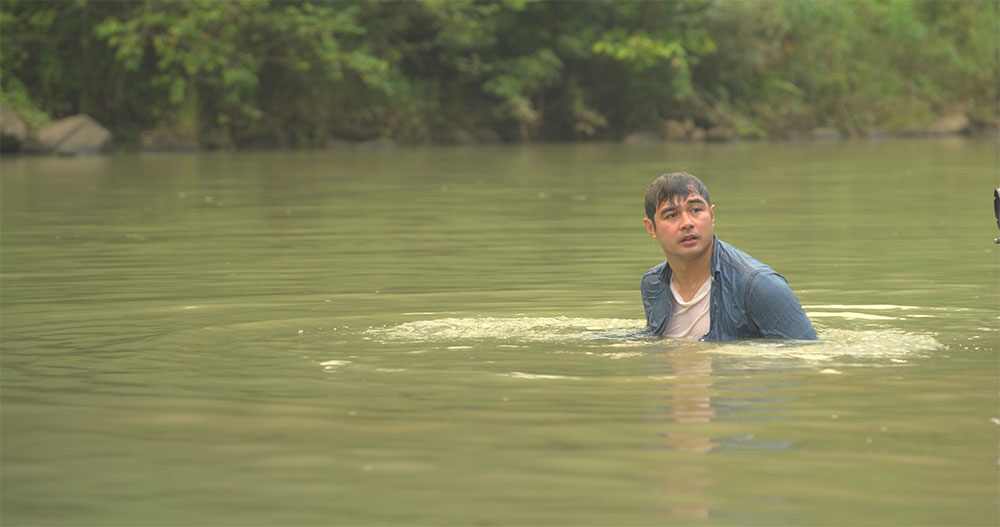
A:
[641,237,817,341]
[664,277,711,339]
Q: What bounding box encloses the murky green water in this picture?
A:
[2,140,997,525]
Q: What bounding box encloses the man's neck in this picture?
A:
[667,246,713,302]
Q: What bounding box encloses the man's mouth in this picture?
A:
[679,233,699,245]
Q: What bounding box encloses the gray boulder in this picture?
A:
[925,113,971,135]
[897,113,971,137]
[664,120,688,141]
[35,114,113,155]
[664,119,707,142]
[969,114,999,137]
[622,131,660,145]
[0,104,29,153]
[705,126,736,142]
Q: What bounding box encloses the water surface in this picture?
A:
[2,140,997,525]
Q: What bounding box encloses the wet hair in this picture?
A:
[644,172,711,220]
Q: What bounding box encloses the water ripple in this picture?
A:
[370,316,648,343]
[369,316,944,364]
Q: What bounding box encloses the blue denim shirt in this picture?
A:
[641,237,817,340]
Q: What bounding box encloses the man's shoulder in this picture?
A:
[714,238,793,298]
[643,261,668,279]
[641,261,668,292]
[714,238,774,275]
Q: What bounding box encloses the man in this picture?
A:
[641,172,817,340]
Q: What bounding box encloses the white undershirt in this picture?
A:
[664,278,711,340]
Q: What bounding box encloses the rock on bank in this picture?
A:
[33,114,113,155]
[0,104,29,153]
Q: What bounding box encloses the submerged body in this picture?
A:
[642,236,817,340]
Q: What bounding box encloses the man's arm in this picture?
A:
[641,267,670,336]
[745,271,817,340]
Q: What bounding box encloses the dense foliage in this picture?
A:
[2,0,996,147]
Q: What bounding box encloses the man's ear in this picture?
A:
[643,217,656,237]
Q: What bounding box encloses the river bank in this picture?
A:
[2,104,995,156]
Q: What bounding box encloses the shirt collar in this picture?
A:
[710,235,722,279]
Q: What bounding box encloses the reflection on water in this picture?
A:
[654,351,717,519]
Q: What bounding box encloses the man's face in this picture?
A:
[643,192,715,261]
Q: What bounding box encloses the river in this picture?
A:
[2,139,997,525]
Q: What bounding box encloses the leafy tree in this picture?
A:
[1,0,995,146]
[94,0,392,146]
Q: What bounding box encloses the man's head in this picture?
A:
[643,172,715,263]
[644,172,711,222]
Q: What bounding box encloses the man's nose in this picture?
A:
[680,212,695,228]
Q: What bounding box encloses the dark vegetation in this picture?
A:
[2,0,997,148]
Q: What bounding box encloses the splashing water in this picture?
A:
[368,311,944,365]
[371,316,648,343]
[708,328,943,363]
